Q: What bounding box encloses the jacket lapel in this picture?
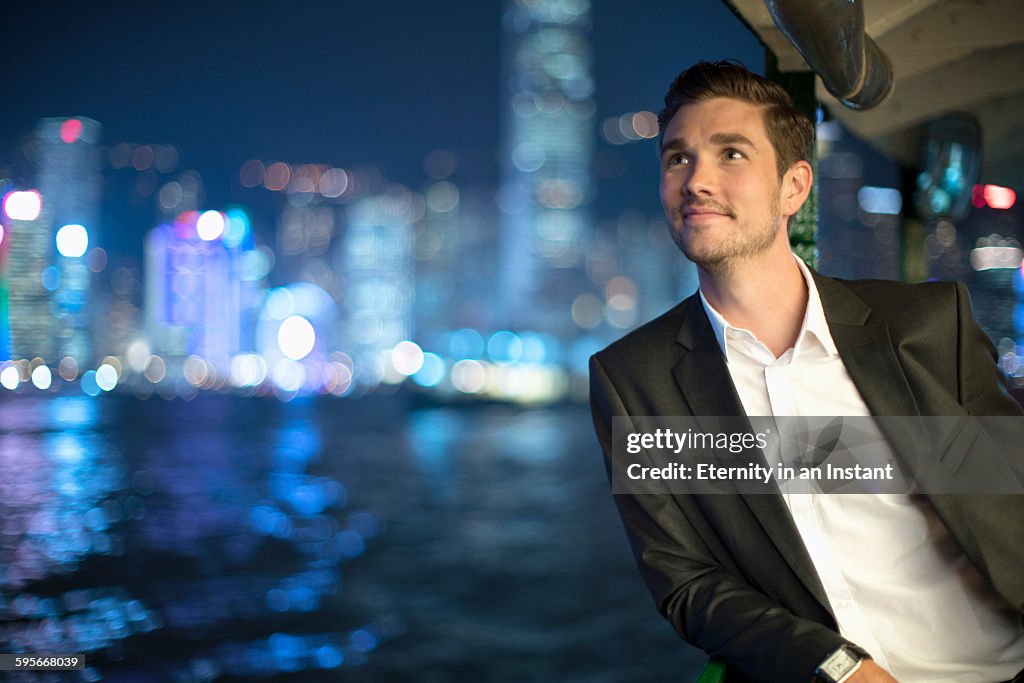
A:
[812,272,921,418]
[812,273,935,483]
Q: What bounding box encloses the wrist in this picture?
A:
[814,644,871,683]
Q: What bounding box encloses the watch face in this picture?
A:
[820,648,859,681]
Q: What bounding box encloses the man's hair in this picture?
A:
[658,60,815,178]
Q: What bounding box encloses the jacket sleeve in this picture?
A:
[949,282,1024,611]
[954,280,1024,419]
[590,354,849,682]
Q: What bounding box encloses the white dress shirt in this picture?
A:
[700,256,1024,682]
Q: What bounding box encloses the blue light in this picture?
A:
[269,633,303,672]
[285,582,317,612]
[288,484,326,516]
[42,265,61,291]
[1014,304,1024,332]
[267,589,289,612]
[314,644,344,669]
[1012,268,1024,296]
[487,330,523,363]
[48,432,86,463]
[411,352,445,387]
[519,332,557,364]
[349,628,378,652]
[49,396,97,428]
[223,207,251,248]
[411,352,444,389]
[250,504,293,538]
[84,507,109,531]
[269,633,304,657]
[449,328,485,359]
[334,530,365,559]
[80,370,100,397]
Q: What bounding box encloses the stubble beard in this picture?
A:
[671,193,783,277]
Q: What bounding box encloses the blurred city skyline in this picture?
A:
[2,0,762,258]
[3,0,1021,403]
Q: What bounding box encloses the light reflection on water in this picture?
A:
[0,395,701,682]
[1,396,392,682]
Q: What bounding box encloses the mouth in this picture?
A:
[679,207,732,224]
[678,202,733,221]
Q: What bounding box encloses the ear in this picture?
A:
[780,160,813,218]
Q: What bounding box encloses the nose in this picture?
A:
[682,158,714,198]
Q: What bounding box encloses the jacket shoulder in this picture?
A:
[596,296,693,357]
[838,276,958,308]
[826,276,962,328]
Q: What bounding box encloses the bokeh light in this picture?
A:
[223,208,251,248]
[96,364,118,392]
[451,359,487,394]
[411,353,445,387]
[3,190,42,221]
[1,365,21,390]
[448,328,485,360]
[571,293,603,330]
[487,331,523,364]
[272,358,306,393]
[983,184,1017,210]
[58,356,79,381]
[80,370,100,397]
[59,118,83,143]
[30,365,53,390]
[144,356,166,383]
[391,341,424,376]
[264,162,292,191]
[240,159,266,188]
[278,316,316,361]
[56,224,89,257]
[197,210,226,241]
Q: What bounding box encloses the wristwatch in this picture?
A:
[814,644,871,683]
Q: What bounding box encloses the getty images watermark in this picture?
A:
[610,415,1024,495]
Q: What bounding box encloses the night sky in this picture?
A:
[3,0,762,257]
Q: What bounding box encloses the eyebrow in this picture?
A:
[710,132,756,148]
[660,132,757,155]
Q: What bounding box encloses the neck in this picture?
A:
[698,240,808,357]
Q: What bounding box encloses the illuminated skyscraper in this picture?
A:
[500,0,595,334]
[1,189,51,360]
[36,117,103,366]
[416,179,462,342]
[409,172,503,343]
[338,188,416,383]
[144,210,259,371]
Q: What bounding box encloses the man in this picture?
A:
[589,61,1024,682]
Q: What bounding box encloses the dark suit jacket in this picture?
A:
[589,271,1024,682]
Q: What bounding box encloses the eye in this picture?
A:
[666,153,689,167]
[724,149,745,160]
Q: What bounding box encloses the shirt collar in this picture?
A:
[699,254,839,362]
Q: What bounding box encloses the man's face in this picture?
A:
[659,97,789,274]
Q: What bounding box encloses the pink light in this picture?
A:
[60,119,83,144]
[174,210,199,240]
[983,184,1016,210]
[2,190,43,221]
[972,184,987,209]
